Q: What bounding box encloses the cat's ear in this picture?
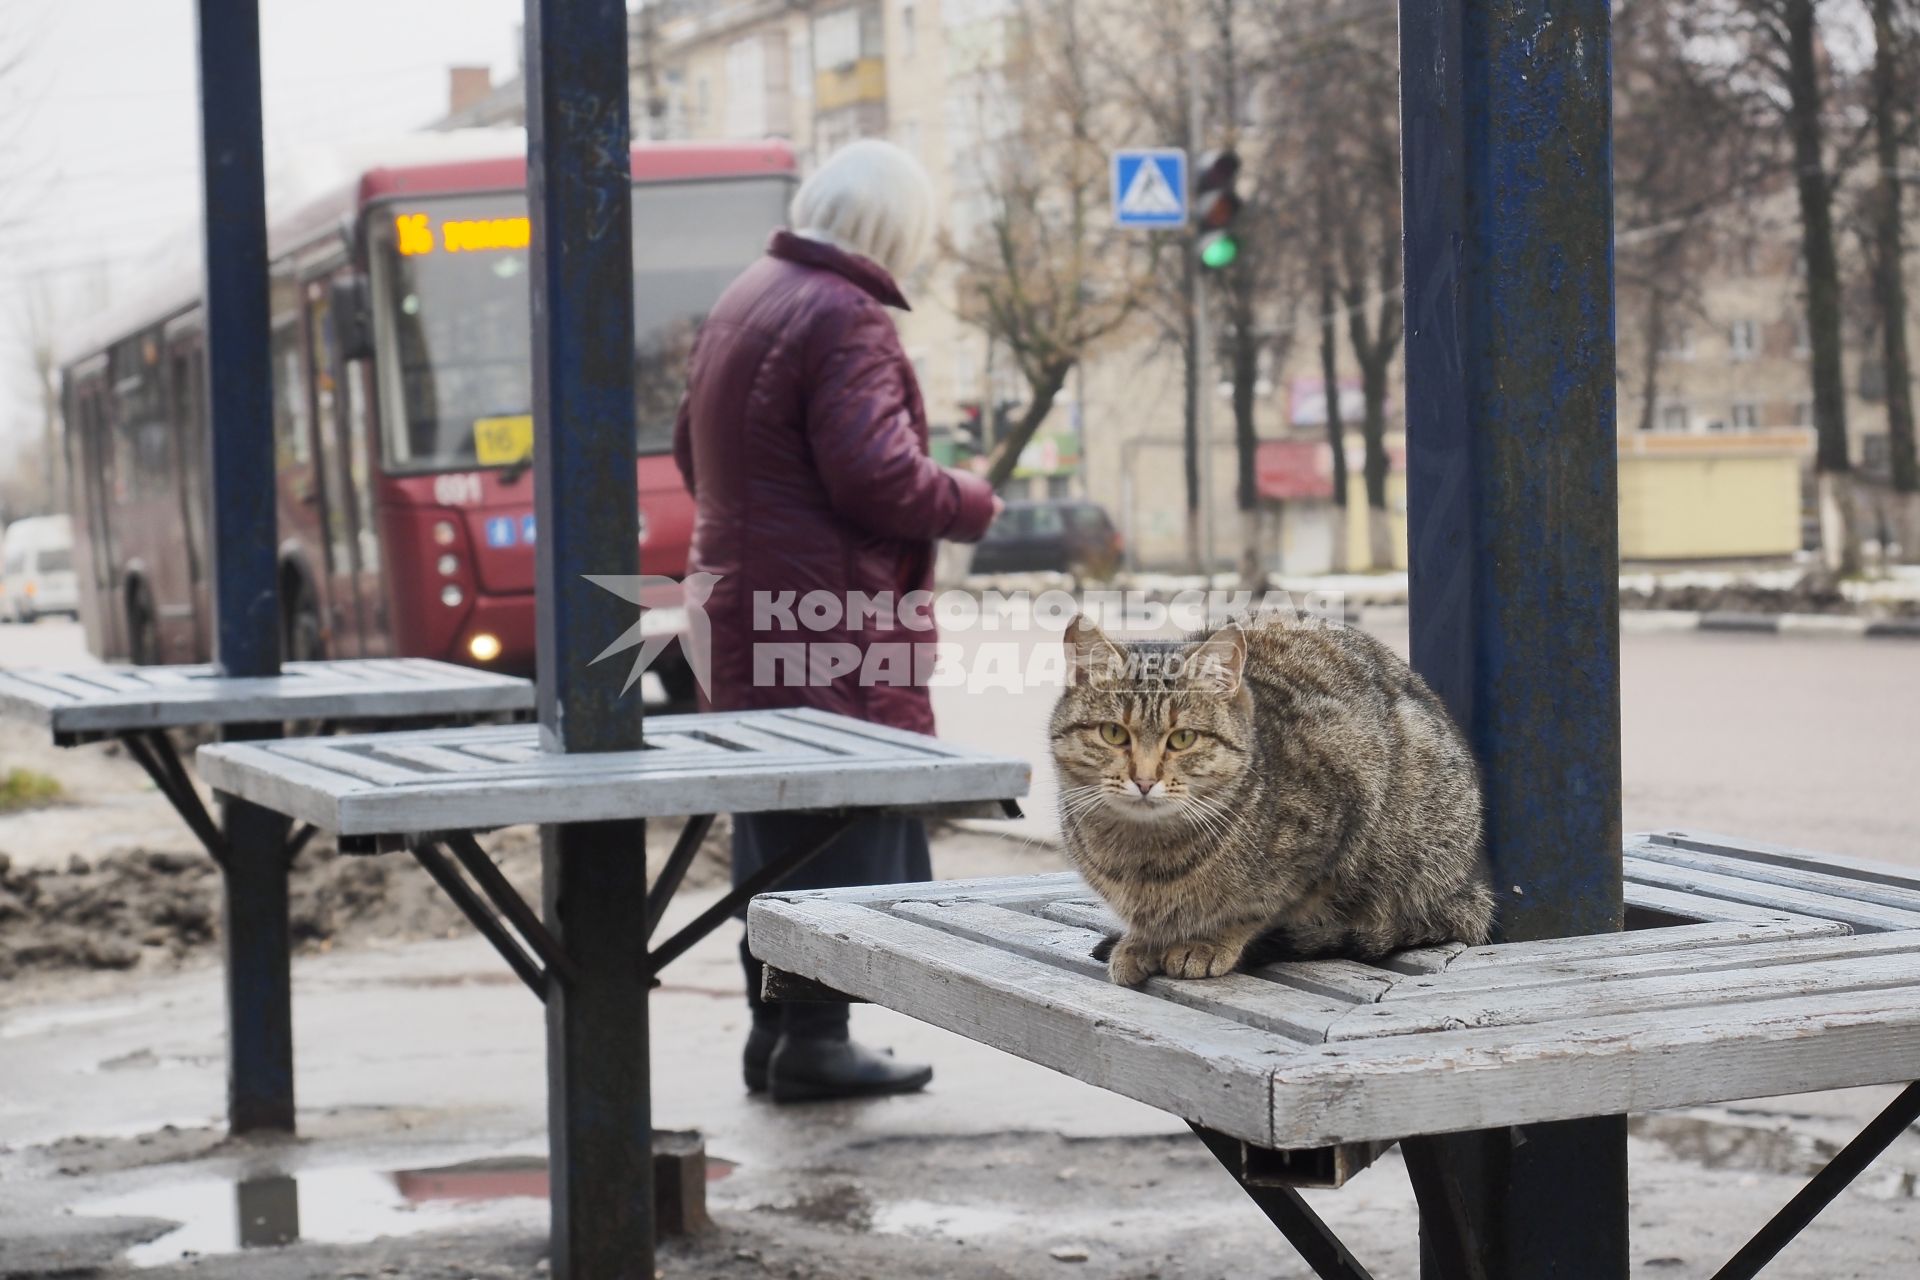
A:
[1064,614,1126,687]
[1183,622,1248,694]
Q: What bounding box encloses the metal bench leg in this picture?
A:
[222,793,295,1134]
[1401,1137,1489,1280]
[1711,1080,1920,1280]
[121,731,230,868]
[646,812,861,979]
[1189,1125,1378,1280]
[121,728,298,1134]
[545,818,653,1280]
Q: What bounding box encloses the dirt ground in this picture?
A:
[0,814,730,982]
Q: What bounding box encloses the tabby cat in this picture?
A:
[1049,612,1493,986]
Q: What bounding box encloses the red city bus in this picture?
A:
[60,135,796,691]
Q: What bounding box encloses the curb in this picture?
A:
[1622,610,1920,639]
[1362,606,1919,638]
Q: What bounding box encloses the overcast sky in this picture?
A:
[1,0,526,447]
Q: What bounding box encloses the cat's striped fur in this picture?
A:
[1049,612,1493,985]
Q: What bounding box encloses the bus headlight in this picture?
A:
[437,554,459,576]
[468,632,503,662]
[441,584,464,607]
[433,520,458,546]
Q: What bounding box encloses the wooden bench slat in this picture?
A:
[1413,915,1851,979]
[1639,831,1920,892]
[1380,920,1878,1001]
[1630,838,1920,916]
[768,873,1086,908]
[1622,879,1837,927]
[1624,856,1920,933]
[1269,982,1920,1147]
[1325,941,1920,1042]
[891,901,1349,1044]
[750,896,1293,1146]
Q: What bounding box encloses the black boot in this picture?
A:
[740,940,781,1093]
[766,1034,934,1104]
[743,1024,778,1094]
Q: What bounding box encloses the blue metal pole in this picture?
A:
[195,0,294,1137]
[523,1,651,1275]
[1399,0,1627,1275]
[196,0,279,680]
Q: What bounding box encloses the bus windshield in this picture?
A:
[371,176,791,474]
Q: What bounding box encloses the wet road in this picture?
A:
[931,616,1920,865]
[4,616,1914,863]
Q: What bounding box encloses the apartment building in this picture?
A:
[433,6,1916,569]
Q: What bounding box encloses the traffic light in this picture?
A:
[1193,149,1242,270]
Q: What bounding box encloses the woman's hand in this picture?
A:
[991,494,1006,520]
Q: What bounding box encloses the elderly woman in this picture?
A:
[673,140,1001,1103]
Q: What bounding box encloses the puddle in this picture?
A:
[86,1160,547,1267]
[0,1000,146,1040]
[84,1152,739,1267]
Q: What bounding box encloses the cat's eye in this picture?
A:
[1167,728,1197,751]
[1098,722,1129,746]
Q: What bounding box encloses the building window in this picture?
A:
[900,2,917,57]
[1659,403,1691,433]
[1658,319,1694,361]
[1728,402,1760,431]
[815,7,862,71]
[898,114,921,157]
[1793,314,1811,357]
[1794,401,1815,428]
[724,37,768,138]
[1729,318,1758,361]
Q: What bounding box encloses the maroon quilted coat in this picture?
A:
[673,231,998,735]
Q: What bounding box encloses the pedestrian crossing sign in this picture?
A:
[1112,148,1188,228]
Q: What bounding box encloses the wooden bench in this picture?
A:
[196,706,1031,1232]
[749,831,1920,1280]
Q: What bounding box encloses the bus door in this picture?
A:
[337,273,388,656]
[164,323,211,659]
[67,361,124,657]
[304,275,368,657]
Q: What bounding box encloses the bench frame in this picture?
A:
[755,838,1920,1280]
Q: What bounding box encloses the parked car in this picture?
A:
[971,499,1123,580]
[1,514,80,623]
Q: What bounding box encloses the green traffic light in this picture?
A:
[1200,233,1239,269]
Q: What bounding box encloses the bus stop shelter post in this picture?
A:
[524,1,652,1276]
[1398,2,1628,1277]
[195,0,295,1137]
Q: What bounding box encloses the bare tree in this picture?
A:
[1614,0,1770,436]
[1200,0,1299,588]
[1863,0,1919,558]
[12,278,65,508]
[1281,0,1402,569]
[1317,270,1350,571]
[1684,0,1876,575]
[946,0,1160,493]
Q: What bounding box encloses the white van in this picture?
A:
[1,514,80,624]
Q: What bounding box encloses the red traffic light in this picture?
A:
[1193,150,1242,230]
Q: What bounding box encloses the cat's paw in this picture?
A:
[1160,940,1243,979]
[1105,937,1158,986]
